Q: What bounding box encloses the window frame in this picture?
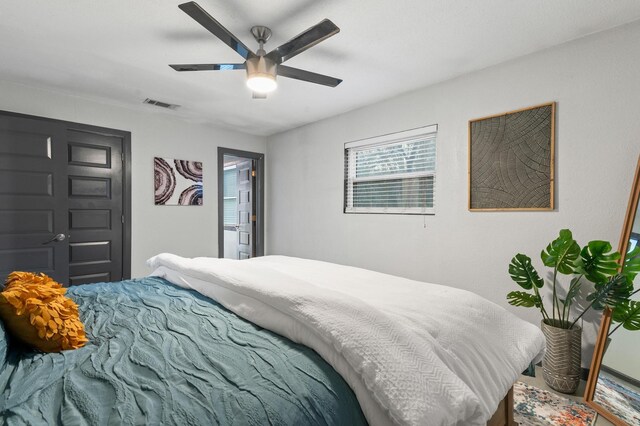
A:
[344,125,437,215]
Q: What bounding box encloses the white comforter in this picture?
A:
[148,254,544,426]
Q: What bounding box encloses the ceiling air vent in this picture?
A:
[143,98,180,110]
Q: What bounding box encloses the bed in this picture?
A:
[0,255,544,425]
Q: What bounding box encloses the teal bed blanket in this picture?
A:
[0,277,366,425]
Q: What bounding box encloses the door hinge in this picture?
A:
[251,170,256,177]
[121,153,125,164]
[251,214,257,222]
[121,215,125,224]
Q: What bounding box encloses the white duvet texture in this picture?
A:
[147,254,544,426]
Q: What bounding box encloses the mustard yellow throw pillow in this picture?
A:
[0,272,88,352]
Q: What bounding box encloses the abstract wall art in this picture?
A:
[154,157,203,205]
[468,102,555,211]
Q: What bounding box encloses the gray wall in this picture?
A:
[266,21,640,363]
[0,80,266,277]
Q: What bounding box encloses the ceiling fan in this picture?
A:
[169,1,343,99]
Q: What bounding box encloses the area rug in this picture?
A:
[514,381,597,426]
[594,375,640,425]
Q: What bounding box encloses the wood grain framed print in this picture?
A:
[468,102,555,211]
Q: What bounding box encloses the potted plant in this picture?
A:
[506,229,639,394]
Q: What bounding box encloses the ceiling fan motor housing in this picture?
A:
[246,55,277,81]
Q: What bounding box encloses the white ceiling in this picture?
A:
[2,1,640,136]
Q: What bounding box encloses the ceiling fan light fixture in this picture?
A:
[246,75,277,93]
[246,55,278,94]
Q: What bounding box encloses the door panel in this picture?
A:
[0,210,53,234]
[68,176,112,198]
[67,128,124,284]
[0,247,54,272]
[68,142,111,168]
[0,170,53,195]
[0,115,69,282]
[236,160,253,259]
[69,209,111,230]
[69,272,111,286]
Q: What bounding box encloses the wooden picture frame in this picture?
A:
[583,154,640,426]
[468,102,555,211]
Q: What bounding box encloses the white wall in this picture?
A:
[0,80,266,277]
[266,21,640,364]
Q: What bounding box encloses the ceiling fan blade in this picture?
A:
[178,2,255,60]
[252,92,267,99]
[266,19,339,64]
[278,65,342,87]
[169,63,246,71]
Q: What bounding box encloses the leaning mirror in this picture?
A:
[585,155,640,426]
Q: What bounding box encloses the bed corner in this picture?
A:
[487,386,515,426]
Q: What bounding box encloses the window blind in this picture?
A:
[223,167,237,225]
[344,125,437,214]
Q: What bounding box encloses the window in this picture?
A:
[223,167,237,226]
[344,125,437,214]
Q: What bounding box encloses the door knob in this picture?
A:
[42,233,68,244]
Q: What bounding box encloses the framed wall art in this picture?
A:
[154,157,203,205]
[468,102,555,211]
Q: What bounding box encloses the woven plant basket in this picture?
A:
[541,320,582,394]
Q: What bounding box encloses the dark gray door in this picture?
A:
[0,112,127,286]
[236,159,254,259]
[0,115,70,283]
[67,128,124,285]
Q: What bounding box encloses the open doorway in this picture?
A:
[217,147,264,259]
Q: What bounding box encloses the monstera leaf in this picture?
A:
[612,300,640,331]
[623,246,640,280]
[574,241,621,284]
[541,229,581,274]
[562,277,583,308]
[586,274,634,311]
[509,254,544,290]
[507,291,541,308]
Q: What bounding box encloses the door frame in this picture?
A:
[217,147,264,258]
[0,109,133,279]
